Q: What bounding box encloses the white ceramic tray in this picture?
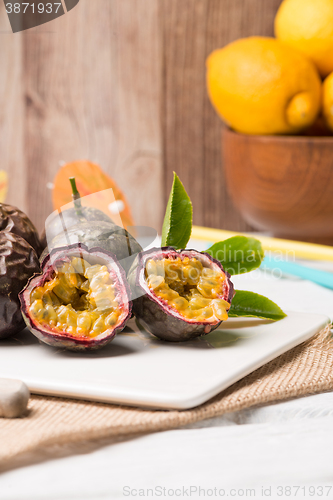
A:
[0,312,328,410]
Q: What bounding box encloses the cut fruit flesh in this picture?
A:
[29,257,122,338]
[145,256,230,323]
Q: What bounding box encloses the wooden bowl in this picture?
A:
[222,127,333,243]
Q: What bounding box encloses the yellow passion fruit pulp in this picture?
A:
[128,247,234,342]
[20,244,132,350]
[29,257,122,338]
[146,257,230,323]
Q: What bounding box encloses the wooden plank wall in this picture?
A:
[0,5,25,212]
[0,0,282,234]
[161,0,282,231]
[0,0,162,232]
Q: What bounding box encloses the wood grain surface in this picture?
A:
[161,0,282,231]
[1,0,162,233]
[0,0,282,234]
[0,8,25,212]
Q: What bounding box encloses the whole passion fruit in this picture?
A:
[128,247,234,342]
[20,243,132,351]
[0,203,42,256]
[42,206,114,248]
[0,232,40,339]
[47,221,142,274]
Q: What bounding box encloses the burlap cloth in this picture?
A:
[0,324,332,472]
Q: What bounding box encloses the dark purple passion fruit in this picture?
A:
[44,221,142,274]
[41,206,114,249]
[0,232,40,339]
[19,243,132,351]
[0,203,43,256]
[128,247,234,342]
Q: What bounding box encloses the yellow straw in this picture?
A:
[192,225,333,262]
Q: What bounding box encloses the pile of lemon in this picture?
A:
[206,0,333,135]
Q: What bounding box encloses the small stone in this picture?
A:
[0,379,30,418]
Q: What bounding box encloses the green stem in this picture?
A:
[69,177,83,217]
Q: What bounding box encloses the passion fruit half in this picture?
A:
[20,244,132,350]
[128,247,234,341]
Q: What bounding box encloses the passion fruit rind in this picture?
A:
[20,243,132,351]
[42,221,142,274]
[42,206,114,249]
[0,203,43,256]
[128,247,234,342]
[0,232,41,339]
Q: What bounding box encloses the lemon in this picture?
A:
[275,0,333,78]
[206,37,321,135]
[322,72,333,132]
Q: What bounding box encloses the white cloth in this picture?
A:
[1,241,333,499]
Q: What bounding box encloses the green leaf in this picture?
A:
[228,290,287,321]
[161,172,193,249]
[206,236,264,275]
